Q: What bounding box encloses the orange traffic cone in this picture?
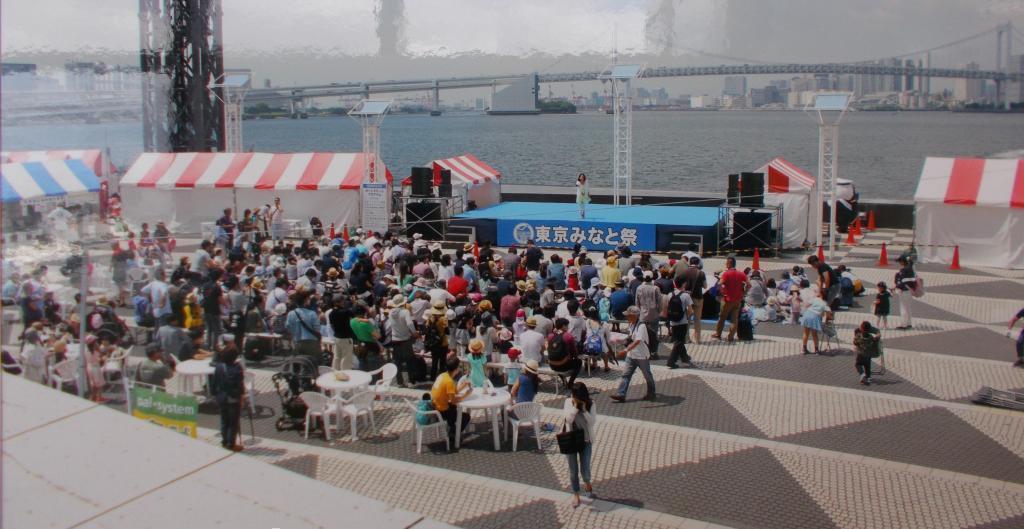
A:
[852,216,863,236]
[877,243,889,267]
[846,228,856,245]
[328,222,336,240]
[950,245,961,271]
[817,245,825,262]
[342,224,350,241]
[866,210,877,231]
[752,248,761,271]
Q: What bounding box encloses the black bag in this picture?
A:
[409,354,428,383]
[556,419,585,454]
[666,292,685,322]
[737,311,754,341]
[423,319,442,349]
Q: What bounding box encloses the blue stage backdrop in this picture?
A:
[497,219,656,251]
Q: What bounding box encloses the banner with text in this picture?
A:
[361,182,390,235]
[497,219,655,251]
[131,386,199,438]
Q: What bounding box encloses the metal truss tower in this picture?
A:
[139,0,225,152]
[599,64,643,206]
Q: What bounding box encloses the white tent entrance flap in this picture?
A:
[753,157,817,249]
[120,152,392,234]
[914,157,1024,269]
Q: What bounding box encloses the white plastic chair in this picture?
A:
[243,370,257,417]
[368,363,398,405]
[506,402,543,452]
[406,399,448,454]
[49,358,81,393]
[300,391,336,441]
[103,347,128,384]
[337,390,376,441]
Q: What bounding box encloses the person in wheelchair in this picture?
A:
[853,321,881,386]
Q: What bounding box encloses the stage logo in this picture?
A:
[512,222,535,245]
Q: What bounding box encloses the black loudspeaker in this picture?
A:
[437,183,453,197]
[733,212,772,250]
[439,169,452,186]
[410,167,433,197]
[727,174,740,205]
[406,201,444,240]
[740,172,764,207]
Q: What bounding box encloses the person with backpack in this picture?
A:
[610,306,657,403]
[666,278,695,369]
[424,301,449,380]
[211,340,246,451]
[583,306,613,373]
[286,291,322,359]
[893,256,917,330]
[853,321,881,385]
[546,318,581,392]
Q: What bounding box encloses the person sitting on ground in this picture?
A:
[137,342,174,387]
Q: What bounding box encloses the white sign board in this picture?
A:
[360,182,390,234]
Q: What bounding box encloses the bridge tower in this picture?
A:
[599,64,643,206]
[995,22,1014,109]
[138,0,225,152]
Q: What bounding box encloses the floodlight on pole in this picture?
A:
[598,64,643,206]
[804,92,852,261]
[348,99,392,234]
[208,69,252,153]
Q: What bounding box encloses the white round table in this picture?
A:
[456,387,511,450]
[316,370,372,396]
[175,359,215,399]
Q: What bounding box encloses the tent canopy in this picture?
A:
[401,153,501,187]
[2,150,116,177]
[121,152,392,190]
[755,157,816,193]
[1,159,101,203]
[915,157,1024,208]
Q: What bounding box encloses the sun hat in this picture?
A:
[523,359,539,374]
[624,305,641,316]
[432,300,446,310]
[525,316,537,328]
[498,328,513,341]
[478,300,493,312]
[515,280,527,291]
[469,339,484,353]
[52,340,67,353]
[414,277,432,288]
[274,303,288,316]
[463,242,474,252]
[327,268,339,278]
[389,294,407,308]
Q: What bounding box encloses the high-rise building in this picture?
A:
[954,62,984,102]
[1009,55,1024,104]
[723,76,747,97]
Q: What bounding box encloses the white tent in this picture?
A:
[402,153,502,209]
[753,157,817,248]
[914,157,1024,269]
[120,152,392,234]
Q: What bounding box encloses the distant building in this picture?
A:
[954,62,984,102]
[1010,54,1024,103]
[723,76,747,97]
[722,95,747,109]
[690,95,720,109]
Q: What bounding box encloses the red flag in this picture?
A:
[473,241,480,260]
[432,162,442,186]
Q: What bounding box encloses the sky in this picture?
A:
[3,0,1024,92]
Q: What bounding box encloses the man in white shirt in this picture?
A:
[518,317,547,365]
[141,268,172,329]
[387,294,419,386]
[190,241,213,277]
[610,306,657,402]
[666,277,695,369]
[269,196,284,241]
[429,281,456,306]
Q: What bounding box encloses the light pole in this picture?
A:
[805,92,852,260]
[348,99,392,233]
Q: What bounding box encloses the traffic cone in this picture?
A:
[876,243,889,267]
[328,222,336,240]
[846,228,856,245]
[866,210,877,231]
[342,224,349,241]
[852,216,863,236]
[752,248,761,271]
[950,245,962,271]
[817,245,825,262]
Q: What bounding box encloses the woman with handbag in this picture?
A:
[561,381,596,508]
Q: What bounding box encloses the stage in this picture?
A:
[451,201,720,252]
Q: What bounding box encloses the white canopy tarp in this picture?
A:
[914,157,1024,269]
[754,157,817,248]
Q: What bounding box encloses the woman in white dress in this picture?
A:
[575,173,591,219]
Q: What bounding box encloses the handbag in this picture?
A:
[556,417,585,454]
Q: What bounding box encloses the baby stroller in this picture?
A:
[271,356,320,431]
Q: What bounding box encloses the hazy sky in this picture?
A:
[3,0,1023,90]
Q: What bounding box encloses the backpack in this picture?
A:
[423,318,442,349]
[667,292,685,322]
[911,277,925,298]
[132,295,154,327]
[583,326,604,355]
[212,362,244,400]
[547,332,568,364]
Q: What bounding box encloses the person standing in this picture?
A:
[682,257,706,344]
[801,291,832,354]
[563,382,597,508]
[610,306,656,402]
[211,342,246,451]
[329,295,357,370]
[806,255,839,308]
[387,294,419,386]
[575,173,591,219]
[269,196,285,242]
[215,208,236,250]
[141,267,172,330]
[666,277,694,369]
[873,282,891,330]
[286,291,322,359]
[712,257,748,342]
[634,271,662,360]
[1008,307,1024,367]
[201,269,224,349]
[893,256,916,330]
[853,321,880,385]
[424,301,449,380]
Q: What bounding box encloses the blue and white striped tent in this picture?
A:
[1,159,101,203]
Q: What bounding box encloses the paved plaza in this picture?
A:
[171,229,1024,529]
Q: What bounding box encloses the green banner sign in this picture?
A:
[131,386,198,438]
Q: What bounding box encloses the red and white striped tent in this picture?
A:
[753,157,818,248]
[120,152,392,232]
[2,150,117,177]
[915,157,1024,268]
[401,154,503,208]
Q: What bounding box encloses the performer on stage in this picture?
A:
[576,173,591,219]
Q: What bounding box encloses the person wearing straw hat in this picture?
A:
[466,338,488,388]
[425,300,450,380]
[510,359,540,407]
[518,316,546,365]
[388,293,419,386]
[610,306,657,402]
